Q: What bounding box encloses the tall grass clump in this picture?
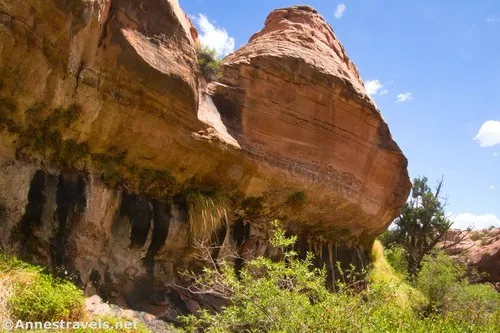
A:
[185,188,229,242]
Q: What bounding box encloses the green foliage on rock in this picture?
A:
[197,45,223,81]
[17,104,90,167]
[91,145,178,199]
[286,191,307,204]
[0,97,20,132]
[0,253,154,332]
[241,196,264,218]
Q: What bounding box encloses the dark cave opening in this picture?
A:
[51,172,87,268]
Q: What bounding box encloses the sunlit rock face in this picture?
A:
[212,5,411,238]
[443,229,500,291]
[0,1,410,321]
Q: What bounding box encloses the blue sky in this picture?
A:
[180,0,500,229]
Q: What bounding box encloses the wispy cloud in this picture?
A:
[473,120,500,147]
[380,89,389,95]
[193,14,235,57]
[334,4,346,19]
[451,213,500,230]
[364,80,384,95]
[489,185,496,190]
[487,17,500,23]
[494,152,499,157]
[395,92,413,103]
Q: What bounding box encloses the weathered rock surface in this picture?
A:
[442,228,500,290]
[211,6,410,238]
[0,0,410,322]
[85,295,177,332]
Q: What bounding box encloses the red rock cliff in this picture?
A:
[212,6,410,238]
[0,1,411,319]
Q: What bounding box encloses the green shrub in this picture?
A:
[197,45,223,81]
[444,283,500,325]
[179,224,500,333]
[128,166,177,199]
[0,97,20,132]
[11,273,85,322]
[384,245,408,277]
[415,251,464,311]
[286,191,307,204]
[415,250,500,326]
[0,252,85,322]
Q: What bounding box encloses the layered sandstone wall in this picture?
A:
[0,0,411,320]
[212,6,410,237]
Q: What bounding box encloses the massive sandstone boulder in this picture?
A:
[0,1,410,320]
[211,6,410,238]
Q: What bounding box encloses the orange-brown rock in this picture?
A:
[0,2,409,242]
[0,1,411,320]
[442,228,500,288]
[211,6,410,237]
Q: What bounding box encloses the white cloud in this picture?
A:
[334,4,346,19]
[365,80,383,95]
[487,17,500,23]
[380,89,389,95]
[489,185,496,190]
[395,92,413,103]
[193,14,235,57]
[473,120,500,147]
[451,213,500,230]
[494,152,499,157]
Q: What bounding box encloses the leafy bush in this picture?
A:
[416,251,500,324]
[445,283,500,325]
[11,273,85,322]
[415,251,464,311]
[0,252,85,322]
[179,222,500,332]
[197,45,223,81]
[384,245,409,277]
[286,191,307,210]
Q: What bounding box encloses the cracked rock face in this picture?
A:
[212,6,411,237]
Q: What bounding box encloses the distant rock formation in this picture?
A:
[442,228,500,290]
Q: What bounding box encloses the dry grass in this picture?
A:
[370,240,427,310]
[186,189,229,242]
[0,276,13,325]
